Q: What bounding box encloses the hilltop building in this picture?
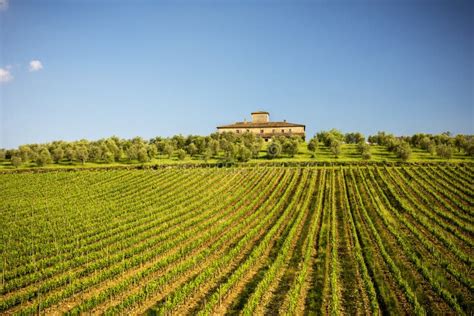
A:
[217,111,305,141]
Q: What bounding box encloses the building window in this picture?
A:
[260,129,264,134]
[247,129,250,132]
[289,129,292,132]
[281,129,285,133]
[236,130,240,133]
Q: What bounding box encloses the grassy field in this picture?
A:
[1,164,473,315]
[1,144,473,170]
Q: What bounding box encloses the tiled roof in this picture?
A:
[217,121,305,129]
[260,132,305,137]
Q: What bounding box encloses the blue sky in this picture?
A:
[0,0,473,148]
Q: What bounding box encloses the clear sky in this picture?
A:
[0,0,473,149]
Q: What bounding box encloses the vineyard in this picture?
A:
[0,164,473,315]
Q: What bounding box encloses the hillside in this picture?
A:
[1,143,473,170]
[1,164,473,314]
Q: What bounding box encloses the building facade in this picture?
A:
[217,111,305,141]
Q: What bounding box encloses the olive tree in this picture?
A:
[104,139,122,161]
[11,156,22,168]
[357,141,371,160]
[454,135,467,153]
[203,148,213,162]
[104,151,115,163]
[163,144,174,159]
[75,146,89,164]
[345,132,365,144]
[176,149,187,160]
[464,139,474,157]
[317,129,345,147]
[65,146,75,161]
[267,142,282,159]
[436,144,453,159]
[237,145,252,162]
[52,147,64,163]
[208,139,220,156]
[330,140,342,158]
[19,145,33,162]
[395,142,411,161]
[36,148,52,166]
[186,143,198,157]
[250,138,264,158]
[126,145,139,161]
[137,147,150,163]
[419,137,433,151]
[147,145,158,159]
[89,145,103,162]
[223,143,237,163]
[282,139,299,157]
[307,137,319,158]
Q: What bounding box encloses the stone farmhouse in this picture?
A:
[217,111,305,141]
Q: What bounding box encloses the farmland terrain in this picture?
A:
[0,164,473,315]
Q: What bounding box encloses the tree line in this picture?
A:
[307,129,474,161]
[0,133,265,167]
[0,130,473,167]
[368,131,474,160]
